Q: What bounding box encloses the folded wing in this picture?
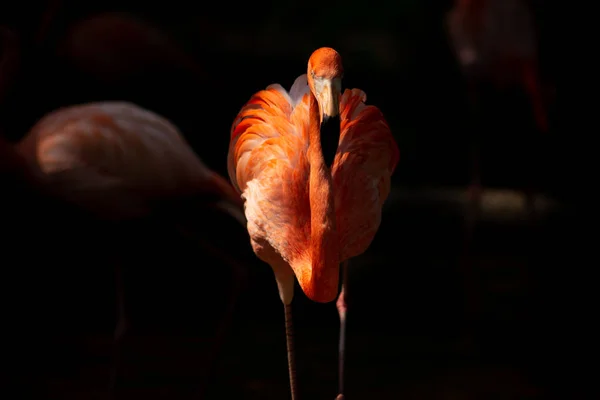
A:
[333,89,400,262]
[227,75,312,265]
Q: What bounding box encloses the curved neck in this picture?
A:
[303,92,339,303]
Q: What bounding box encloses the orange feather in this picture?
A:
[229,70,399,303]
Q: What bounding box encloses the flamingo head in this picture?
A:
[307,47,344,122]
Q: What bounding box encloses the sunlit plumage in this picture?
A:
[228,47,399,399]
[229,66,398,302]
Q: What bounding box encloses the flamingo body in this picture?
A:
[446,0,547,132]
[228,47,398,400]
[228,74,399,303]
[18,101,241,219]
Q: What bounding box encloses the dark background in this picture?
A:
[1,1,580,399]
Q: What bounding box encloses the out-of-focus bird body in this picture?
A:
[11,101,246,397]
[3,16,246,397]
[18,101,242,220]
[445,0,548,337]
[446,0,547,132]
[229,75,398,303]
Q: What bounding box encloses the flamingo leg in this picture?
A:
[336,261,349,400]
[466,141,482,251]
[466,80,483,228]
[521,59,548,135]
[520,59,545,226]
[462,80,483,320]
[284,303,298,400]
[171,222,248,397]
[108,262,128,399]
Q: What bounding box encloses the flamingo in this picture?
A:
[446,0,549,319]
[16,101,247,395]
[228,47,399,399]
[2,25,247,396]
[445,0,548,209]
[446,0,548,133]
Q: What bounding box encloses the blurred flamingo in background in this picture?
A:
[2,25,247,397]
[446,0,548,207]
[228,47,398,399]
[16,101,247,397]
[17,101,244,223]
[446,0,549,315]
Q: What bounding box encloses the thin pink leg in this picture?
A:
[463,81,482,318]
[336,261,349,399]
[521,59,548,134]
[285,303,298,400]
[466,148,482,234]
[521,59,544,225]
[466,80,482,241]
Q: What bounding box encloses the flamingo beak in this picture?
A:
[317,78,342,168]
[317,78,341,121]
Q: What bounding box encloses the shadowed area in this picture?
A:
[0,1,580,399]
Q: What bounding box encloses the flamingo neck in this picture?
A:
[301,92,339,303]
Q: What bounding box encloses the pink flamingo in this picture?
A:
[228,47,399,399]
[1,25,246,398]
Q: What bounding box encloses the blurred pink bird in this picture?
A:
[2,25,246,397]
[16,101,246,395]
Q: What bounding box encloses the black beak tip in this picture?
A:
[320,113,341,168]
[322,114,334,123]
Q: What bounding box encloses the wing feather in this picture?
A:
[229,76,399,265]
[333,89,400,261]
[228,78,311,266]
